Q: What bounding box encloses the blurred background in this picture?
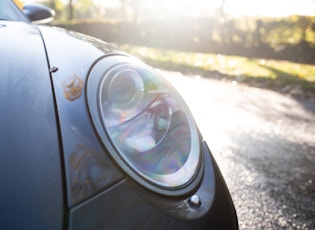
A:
[24,0,315,52]
[22,0,315,97]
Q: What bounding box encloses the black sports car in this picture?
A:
[0,1,238,229]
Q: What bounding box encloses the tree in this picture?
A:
[219,0,226,17]
[68,0,73,20]
[120,0,127,18]
[74,0,98,19]
[129,0,142,21]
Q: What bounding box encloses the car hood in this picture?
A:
[0,21,64,228]
[0,21,49,78]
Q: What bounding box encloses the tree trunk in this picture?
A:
[220,0,226,17]
[68,0,73,20]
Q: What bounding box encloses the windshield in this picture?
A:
[0,0,29,22]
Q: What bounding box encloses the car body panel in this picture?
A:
[39,26,125,206]
[69,142,238,229]
[0,21,63,229]
[68,142,202,229]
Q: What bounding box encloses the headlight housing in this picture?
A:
[87,56,202,196]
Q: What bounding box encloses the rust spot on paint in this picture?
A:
[62,74,83,102]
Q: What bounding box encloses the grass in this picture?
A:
[118,44,315,98]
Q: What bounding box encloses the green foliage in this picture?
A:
[35,0,102,20]
[261,16,315,47]
[74,0,98,19]
[52,12,315,98]
[118,45,315,97]
[55,15,315,49]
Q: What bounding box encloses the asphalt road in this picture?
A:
[162,70,315,230]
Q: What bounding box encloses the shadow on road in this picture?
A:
[228,132,315,229]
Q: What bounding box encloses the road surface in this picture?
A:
[161,70,315,230]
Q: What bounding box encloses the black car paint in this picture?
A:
[0,18,238,229]
[68,142,238,229]
[0,21,63,229]
[39,26,125,207]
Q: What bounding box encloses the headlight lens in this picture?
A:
[87,57,201,193]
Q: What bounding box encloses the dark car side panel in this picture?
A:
[0,22,63,229]
[69,142,238,229]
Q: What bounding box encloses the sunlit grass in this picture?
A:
[118,44,315,94]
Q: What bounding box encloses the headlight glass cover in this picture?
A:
[87,57,201,193]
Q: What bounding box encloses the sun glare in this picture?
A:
[163,0,315,17]
[23,0,315,17]
[224,0,315,17]
[156,0,315,17]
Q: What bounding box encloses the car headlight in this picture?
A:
[87,56,202,196]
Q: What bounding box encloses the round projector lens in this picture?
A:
[108,69,144,110]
